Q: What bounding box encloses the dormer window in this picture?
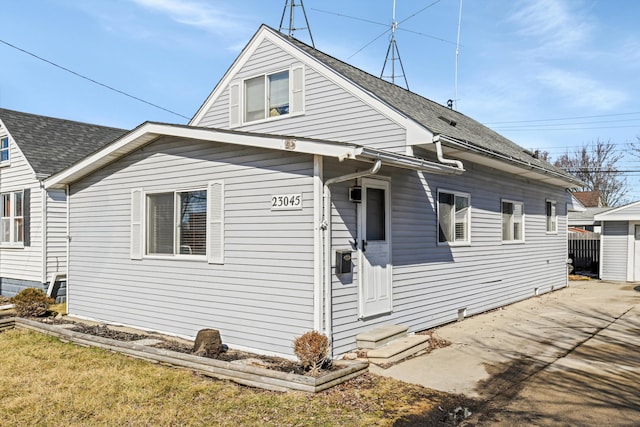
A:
[229,65,304,128]
[0,136,9,163]
[244,70,290,122]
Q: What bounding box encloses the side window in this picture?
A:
[546,200,557,233]
[131,184,223,263]
[244,70,290,123]
[502,200,524,242]
[146,190,207,256]
[438,190,470,244]
[0,136,9,163]
[1,190,25,244]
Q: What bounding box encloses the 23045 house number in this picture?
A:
[271,194,302,210]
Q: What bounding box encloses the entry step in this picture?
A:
[366,335,430,364]
[356,324,409,349]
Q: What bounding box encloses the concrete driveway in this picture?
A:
[371,280,640,426]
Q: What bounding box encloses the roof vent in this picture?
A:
[438,116,457,127]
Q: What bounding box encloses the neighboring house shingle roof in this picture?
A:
[572,191,603,207]
[568,206,612,225]
[271,27,575,182]
[0,108,127,177]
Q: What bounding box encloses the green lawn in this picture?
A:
[0,329,465,426]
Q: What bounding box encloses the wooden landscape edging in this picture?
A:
[8,317,368,393]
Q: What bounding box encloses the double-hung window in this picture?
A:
[133,182,223,262]
[438,190,470,244]
[546,200,557,233]
[244,70,290,122]
[502,200,524,242]
[147,190,207,256]
[1,191,24,244]
[0,136,9,163]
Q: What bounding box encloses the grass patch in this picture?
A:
[0,329,466,426]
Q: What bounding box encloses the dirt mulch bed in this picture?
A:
[41,318,333,376]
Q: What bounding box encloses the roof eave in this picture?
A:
[429,135,583,189]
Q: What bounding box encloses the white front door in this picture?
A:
[359,178,392,318]
[634,225,640,281]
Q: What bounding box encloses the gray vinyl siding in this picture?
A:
[0,138,43,285]
[68,137,316,357]
[196,39,408,153]
[600,221,628,281]
[45,189,67,280]
[325,158,571,355]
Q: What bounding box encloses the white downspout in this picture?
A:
[41,184,47,285]
[432,135,464,170]
[321,160,381,356]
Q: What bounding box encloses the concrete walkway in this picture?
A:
[370,280,640,425]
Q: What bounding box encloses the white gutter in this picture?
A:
[433,134,582,187]
[321,160,382,356]
[432,135,464,170]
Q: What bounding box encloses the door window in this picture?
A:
[366,188,385,241]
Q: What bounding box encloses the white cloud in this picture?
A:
[508,0,594,57]
[128,0,251,34]
[537,69,627,111]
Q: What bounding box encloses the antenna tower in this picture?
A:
[279,0,315,47]
[380,0,409,90]
[453,0,463,109]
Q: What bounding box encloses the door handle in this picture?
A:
[362,240,367,252]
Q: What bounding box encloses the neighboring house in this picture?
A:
[0,108,126,300]
[45,25,581,358]
[568,207,611,233]
[594,201,640,281]
[572,190,604,208]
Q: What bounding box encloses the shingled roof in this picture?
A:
[269,26,575,182]
[0,108,127,177]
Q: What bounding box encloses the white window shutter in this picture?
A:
[229,83,241,127]
[131,189,143,260]
[207,181,224,264]
[290,65,304,115]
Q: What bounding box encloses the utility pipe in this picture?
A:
[321,160,381,356]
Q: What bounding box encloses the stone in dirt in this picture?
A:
[193,328,223,357]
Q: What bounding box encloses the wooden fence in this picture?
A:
[568,231,600,273]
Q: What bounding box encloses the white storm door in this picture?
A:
[634,225,640,281]
[359,178,392,318]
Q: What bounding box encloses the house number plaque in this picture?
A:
[271,194,302,210]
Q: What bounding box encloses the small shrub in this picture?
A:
[293,330,329,376]
[11,288,54,317]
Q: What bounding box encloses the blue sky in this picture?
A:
[2,0,640,199]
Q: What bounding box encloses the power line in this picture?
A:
[494,124,640,132]
[0,38,190,120]
[484,111,640,125]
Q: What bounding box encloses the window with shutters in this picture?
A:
[146,189,207,257]
[230,66,304,127]
[1,190,24,244]
[502,200,524,242]
[244,70,289,122]
[132,183,223,263]
[437,190,470,245]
